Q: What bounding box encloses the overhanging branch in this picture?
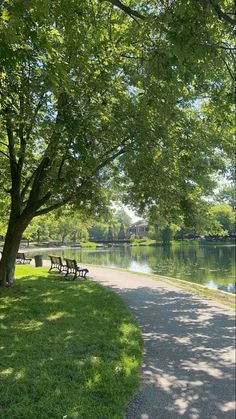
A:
[106,0,145,20]
[33,141,130,217]
[92,146,126,174]
[0,150,10,160]
[221,57,234,80]
[208,0,236,25]
[0,141,8,148]
[34,198,70,217]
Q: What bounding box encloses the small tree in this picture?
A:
[115,209,132,229]
[209,203,235,236]
[118,223,126,240]
[107,225,114,241]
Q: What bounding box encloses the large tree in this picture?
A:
[0,0,234,285]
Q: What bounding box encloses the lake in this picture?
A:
[31,243,236,293]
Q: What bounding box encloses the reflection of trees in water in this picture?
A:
[78,246,133,268]
[131,245,235,289]
[38,244,235,292]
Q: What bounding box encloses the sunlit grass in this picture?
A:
[0,266,143,419]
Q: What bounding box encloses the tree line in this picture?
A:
[1,188,234,246]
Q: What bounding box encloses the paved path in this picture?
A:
[88,266,235,419]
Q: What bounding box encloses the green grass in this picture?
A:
[80,241,97,249]
[130,238,156,246]
[153,273,236,309]
[0,266,143,419]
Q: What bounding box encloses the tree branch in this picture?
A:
[21,169,38,201]
[26,157,51,205]
[0,141,8,148]
[34,141,130,217]
[221,57,234,80]
[34,198,70,217]
[57,138,74,180]
[25,96,45,142]
[207,0,236,25]
[21,94,72,214]
[106,0,145,20]
[18,91,26,174]
[0,150,10,160]
[4,108,18,180]
[57,156,67,180]
[92,146,127,175]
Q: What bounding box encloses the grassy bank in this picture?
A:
[0,266,143,419]
[84,264,235,309]
[171,239,235,247]
[153,273,235,309]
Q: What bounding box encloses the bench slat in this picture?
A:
[48,255,66,273]
[64,258,88,280]
[16,252,32,264]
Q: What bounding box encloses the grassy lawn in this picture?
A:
[0,266,143,419]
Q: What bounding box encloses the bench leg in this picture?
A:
[73,269,78,280]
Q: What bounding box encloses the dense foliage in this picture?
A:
[0,0,234,284]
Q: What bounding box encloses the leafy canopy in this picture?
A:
[0,0,234,222]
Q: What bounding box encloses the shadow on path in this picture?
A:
[96,276,235,419]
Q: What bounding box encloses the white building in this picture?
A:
[127,220,149,238]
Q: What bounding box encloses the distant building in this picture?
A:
[126,220,149,238]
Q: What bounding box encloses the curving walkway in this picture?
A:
[88,266,235,419]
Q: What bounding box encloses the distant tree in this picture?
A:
[148,208,179,245]
[89,224,108,241]
[209,203,235,235]
[115,209,132,228]
[214,184,236,209]
[25,218,51,244]
[174,202,236,238]
[161,226,173,246]
[107,225,114,241]
[118,223,126,240]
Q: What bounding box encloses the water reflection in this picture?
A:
[33,244,235,293]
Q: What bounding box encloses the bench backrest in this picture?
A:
[49,255,63,265]
[65,258,77,269]
[17,252,26,259]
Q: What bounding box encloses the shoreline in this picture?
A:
[33,253,235,308]
[2,245,234,306]
[84,264,235,309]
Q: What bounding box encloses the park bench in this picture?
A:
[48,255,67,273]
[64,258,88,280]
[16,252,32,264]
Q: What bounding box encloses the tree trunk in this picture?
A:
[0,218,30,286]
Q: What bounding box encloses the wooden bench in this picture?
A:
[48,255,67,273]
[16,252,32,264]
[64,258,88,280]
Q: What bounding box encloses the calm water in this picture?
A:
[31,244,236,293]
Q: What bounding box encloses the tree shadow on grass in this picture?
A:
[104,284,235,419]
[0,273,143,419]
